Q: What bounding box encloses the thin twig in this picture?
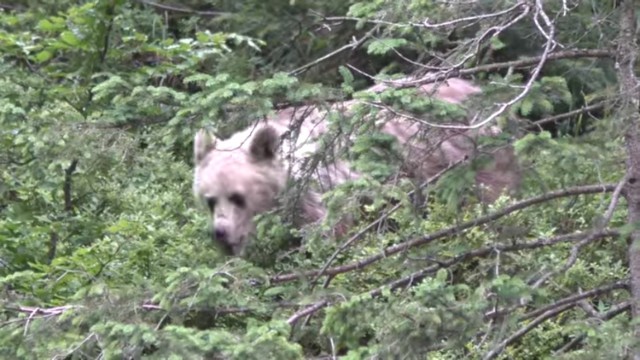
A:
[422,2,528,28]
[452,4,557,131]
[320,2,525,29]
[288,25,380,76]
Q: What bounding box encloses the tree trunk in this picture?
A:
[618,1,640,358]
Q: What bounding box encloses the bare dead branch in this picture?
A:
[483,303,575,360]
[287,300,329,326]
[3,301,298,327]
[601,300,632,319]
[0,4,21,10]
[532,0,562,49]
[355,49,612,90]
[532,175,628,288]
[463,49,612,75]
[140,303,257,316]
[321,2,526,29]
[348,3,534,92]
[271,183,617,284]
[1,305,83,328]
[349,49,611,131]
[284,235,622,353]
[137,0,230,17]
[519,279,628,321]
[554,300,631,354]
[371,230,619,299]
[422,2,528,28]
[527,102,607,130]
[285,230,619,329]
[52,333,97,360]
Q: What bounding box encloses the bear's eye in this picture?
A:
[228,193,246,208]
[206,197,217,212]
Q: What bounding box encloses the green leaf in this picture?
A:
[60,31,80,46]
[366,38,408,55]
[36,19,56,31]
[490,36,506,50]
[34,50,52,63]
[264,286,288,297]
[520,98,534,116]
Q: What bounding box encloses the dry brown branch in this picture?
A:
[271,183,617,284]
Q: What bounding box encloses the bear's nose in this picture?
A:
[214,227,227,241]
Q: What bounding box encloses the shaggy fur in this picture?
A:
[193,77,520,255]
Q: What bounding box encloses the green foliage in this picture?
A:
[517,76,573,118]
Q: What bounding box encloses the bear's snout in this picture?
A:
[214,227,227,242]
[210,226,233,254]
[209,224,246,255]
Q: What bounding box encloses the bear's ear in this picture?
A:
[194,129,217,164]
[249,125,280,161]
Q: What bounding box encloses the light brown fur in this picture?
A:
[193,77,520,255]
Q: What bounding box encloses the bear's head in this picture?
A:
[192,126,288,255]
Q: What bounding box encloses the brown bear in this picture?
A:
[193,77,520,255]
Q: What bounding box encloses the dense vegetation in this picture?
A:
[1,0,639,359]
